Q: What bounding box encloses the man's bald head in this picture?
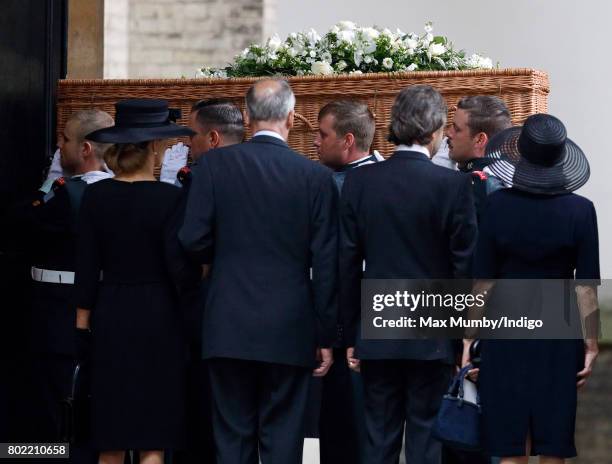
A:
[245,79,295,123]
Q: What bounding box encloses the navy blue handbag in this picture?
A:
[432,364,481,451]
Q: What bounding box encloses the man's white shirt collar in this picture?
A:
[348,154,374,165]
[253,130,286,142]
[394,144,430,157]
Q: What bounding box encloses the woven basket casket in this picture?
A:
[57,68,549,160]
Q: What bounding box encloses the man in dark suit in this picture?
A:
[313,99,379,464]
[179,79,338,464]
[340,85,478,464]
[174,99,244,464]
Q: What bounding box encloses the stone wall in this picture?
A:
[574,344,612,463]
[104,0,274,78]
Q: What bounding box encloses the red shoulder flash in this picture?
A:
[471,170,488,181]
[51,177,66,191]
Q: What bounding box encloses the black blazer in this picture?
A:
[339,150,477,361]
[179,135,338,367]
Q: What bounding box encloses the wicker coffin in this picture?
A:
[57,69,549,160]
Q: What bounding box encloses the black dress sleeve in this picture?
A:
[75,188,101,310]
[575,200,600,282]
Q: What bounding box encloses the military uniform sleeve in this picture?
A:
[75,189,100,310]
[178,156,215,264]
[338,172,363,347]
[310,168,339,348]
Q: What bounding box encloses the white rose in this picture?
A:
[429,43,446,56]
[363,41,377,54]
[467,54,493,69]
[337,30,355,44]
[382,57,394,70]
[404,38,418,50]
[267,34,282,52]
[360,27,380,41]
[321,51,332,63]
[309,50,317,58]
[336,20,357,31]
[337,60,348,71]
[311,61,334,75]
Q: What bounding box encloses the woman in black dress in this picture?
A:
[462,114,600,464]
[75,99,196,464]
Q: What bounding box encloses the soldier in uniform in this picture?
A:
[446,97,511,464]
[10,109,114,462]
[174,98,244,464]
[447,96,512,223]
[313,100,378,464]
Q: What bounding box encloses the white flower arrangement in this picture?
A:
[196,21,494,78]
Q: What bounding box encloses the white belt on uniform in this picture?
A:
[31,266,75,285]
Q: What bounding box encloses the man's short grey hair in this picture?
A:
[388,85,447,146]
[69,109,114,160]
[246,79,296,122]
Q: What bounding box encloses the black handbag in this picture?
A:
[59,362,91,444]
[432,364,481,451]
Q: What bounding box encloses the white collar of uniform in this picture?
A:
[395,144,430,157]
[253,130,286,142]
[348,154,374,165]
[72,170,113,184]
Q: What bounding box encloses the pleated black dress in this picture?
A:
[75,179,195,451]
[473,188,600,458]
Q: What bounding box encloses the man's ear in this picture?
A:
[344,133,355,150]
[210,130,221,149]
[81,141,93,159]
[286,110,295,130]
[475,132,488,149]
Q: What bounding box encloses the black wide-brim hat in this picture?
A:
[86,99,195,143]
[485,113,589,194]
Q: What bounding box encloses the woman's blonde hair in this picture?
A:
[104,141,152,175]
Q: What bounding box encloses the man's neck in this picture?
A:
[71,163,105,177]
[345,151,371,165]
[251,123,288,141]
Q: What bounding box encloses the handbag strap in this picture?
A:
[70,363,81,399]
[456,364,481,406]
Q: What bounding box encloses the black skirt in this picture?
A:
[479,339,583,458]
[90,282,187,450]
